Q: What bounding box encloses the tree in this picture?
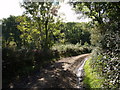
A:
[17,2,63,50]
[2,15,22,48]
[71,2,120,88]
[62,22,91,45]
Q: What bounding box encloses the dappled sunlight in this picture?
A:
[5,54,89,89]
[2,1,119,89]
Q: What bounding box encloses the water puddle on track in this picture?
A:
[76,57,88,88]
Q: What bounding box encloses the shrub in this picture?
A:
[89,48,120,88]
[2,47,60,88]
[52,43,92,57]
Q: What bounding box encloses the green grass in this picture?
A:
[83,57,104,88]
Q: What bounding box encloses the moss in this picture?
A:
[83,57,104,88]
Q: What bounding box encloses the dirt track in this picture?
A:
[10,54,90,89]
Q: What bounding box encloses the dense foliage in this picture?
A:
[17,2,63,50]
[61,22,91,44]
[2,15,22,48]
[52,43,92,57]
[2,47,59,88]
[72,2,120,88]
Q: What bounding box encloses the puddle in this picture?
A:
[76,57,88,88]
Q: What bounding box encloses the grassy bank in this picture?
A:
[83,57,104,88]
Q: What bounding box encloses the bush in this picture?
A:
[89,22,120,88]
[2,47,60,88]
[89,48,120,88]
[52,43,92,57]
[2,48,34,86]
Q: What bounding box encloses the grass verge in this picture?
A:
[83,57,104,88]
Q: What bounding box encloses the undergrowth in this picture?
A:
[83,57,104,88]
[52,43,92,57]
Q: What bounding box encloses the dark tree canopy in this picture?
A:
[2,15,22,48]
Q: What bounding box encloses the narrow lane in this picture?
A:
[11,54,90,89]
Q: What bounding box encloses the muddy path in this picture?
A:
[10,54,90,89]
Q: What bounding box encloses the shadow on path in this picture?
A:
[7,54,90,89]
[12,62,77,89]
